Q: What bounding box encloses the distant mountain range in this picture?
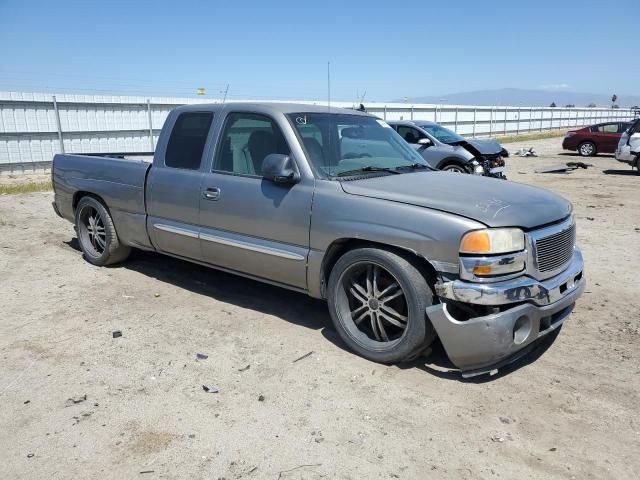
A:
[396,88,640,108]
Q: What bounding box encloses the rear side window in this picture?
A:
[165,112,214,170]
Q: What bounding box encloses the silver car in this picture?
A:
[389,120,508,178]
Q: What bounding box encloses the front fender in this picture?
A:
[307,181,484,298]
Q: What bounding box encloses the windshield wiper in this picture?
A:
[335,166,403,177]
[395,163,432,171]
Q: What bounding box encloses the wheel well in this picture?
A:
[320,238,438,298]
[72,191,106,212]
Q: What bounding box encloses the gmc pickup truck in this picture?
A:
[52,103,585,377]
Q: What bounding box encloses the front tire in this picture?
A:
[578,141,596,157]
[327,248,436,363]
[75,196,131,266]
[441,163,468,173]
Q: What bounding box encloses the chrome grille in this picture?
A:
[534,223,576,273]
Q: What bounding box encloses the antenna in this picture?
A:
[327,61,331,112]
[222,84,230,103]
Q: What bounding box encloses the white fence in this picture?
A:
[0,90,636,171]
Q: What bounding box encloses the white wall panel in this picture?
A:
[0,90,636,164]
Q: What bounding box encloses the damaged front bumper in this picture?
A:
[428,249,585,377]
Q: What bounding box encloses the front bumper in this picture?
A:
[428,249,585,377]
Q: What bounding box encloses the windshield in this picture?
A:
[418,123,465,144]
[287,113,428,177]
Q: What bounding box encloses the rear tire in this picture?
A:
[578,141,596,157]
[327,248,436,363]
[75,196,131,266]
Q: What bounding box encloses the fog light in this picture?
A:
[474,164,484,175]
[513,315,532,345]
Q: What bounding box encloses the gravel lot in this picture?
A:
[1,137,638,479]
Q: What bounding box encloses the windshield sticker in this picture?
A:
[376,119,392,128]
[295,115,307,125]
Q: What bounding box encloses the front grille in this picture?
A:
[535,223,576,273]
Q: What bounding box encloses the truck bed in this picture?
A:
[52,153,154,250]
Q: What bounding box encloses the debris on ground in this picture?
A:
[112,330,122,338]
[66,394,87,406]
[258,395,265,402]
[238,364,250,372]
[514,147,537,157]
[23,400,30,405]
[536,162,593,174]
[536,165,572,174]
[202,385,219,393]
[292,351,314,363]
[196,353,208,360]
[277,464,322,480]
[154,293,160,298]
[26,453,34,458]
[566,161,593,169]
[139,470,155,474]
[491,435,505,443]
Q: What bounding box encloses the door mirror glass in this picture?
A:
[262,154,300,184]
[417,137,432,146]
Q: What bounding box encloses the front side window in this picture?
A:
[214,113,290,176]
[418,124,465,144]
[288,113,428,177]
[396,126,426,144]
[165,112,213,170]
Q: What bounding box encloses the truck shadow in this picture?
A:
[65,240,557,382]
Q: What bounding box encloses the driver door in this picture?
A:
[198,112,313,289]
[395,125,438,168]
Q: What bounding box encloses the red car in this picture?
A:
[562,122,631,157]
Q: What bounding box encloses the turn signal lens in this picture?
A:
[472,265,493,275]
[460,231,490,253]
[460,228,525,254]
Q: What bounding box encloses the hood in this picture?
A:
[450,139,505,157]
[340,172,572,229]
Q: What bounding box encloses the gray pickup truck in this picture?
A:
[52,103,585,377]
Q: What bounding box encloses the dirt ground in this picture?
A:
[1,137,639,480]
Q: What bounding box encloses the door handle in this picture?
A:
[203,187,221,201]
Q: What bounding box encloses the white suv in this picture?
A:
[616,119,640,174]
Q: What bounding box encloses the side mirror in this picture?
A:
[262,154,300,184]
[417,138,432,147]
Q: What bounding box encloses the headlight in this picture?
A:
[460,228,525,254]
[459,228,526,279]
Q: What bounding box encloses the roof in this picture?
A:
[173,102,372,116]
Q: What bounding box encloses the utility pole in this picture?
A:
[222,84,230,103]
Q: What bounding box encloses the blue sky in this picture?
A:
[1,0,638,101]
